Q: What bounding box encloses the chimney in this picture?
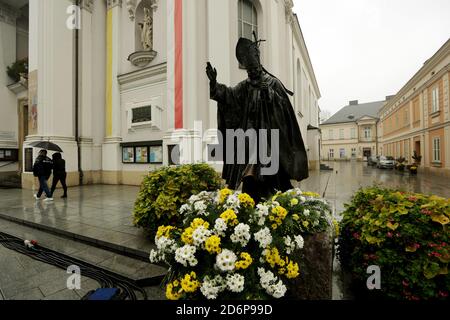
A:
[349,100,358,106]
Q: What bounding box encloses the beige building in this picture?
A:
[379,39,450,177]
[320,100,387,161]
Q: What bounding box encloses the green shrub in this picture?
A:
[7,58,28,83]
[133,164,224,237]
[338,187,449,300]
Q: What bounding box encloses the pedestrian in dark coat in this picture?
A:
[50,152,68,198]
[33,150,53,201]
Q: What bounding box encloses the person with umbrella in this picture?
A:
[50,152,68,198]
[32,149,54,201]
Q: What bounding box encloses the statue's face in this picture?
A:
[246,64,262,81]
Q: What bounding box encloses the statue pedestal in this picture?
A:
[128,50,158,67]
[288,229,334,300]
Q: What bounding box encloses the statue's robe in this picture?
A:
[210,72,309,196]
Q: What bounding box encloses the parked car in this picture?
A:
[377,156,395,169]
[367,156,379,166]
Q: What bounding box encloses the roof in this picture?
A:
[321,100,386,125]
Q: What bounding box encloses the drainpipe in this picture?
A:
[75,0,83,185]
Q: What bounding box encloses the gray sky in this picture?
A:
[293,0,450,116]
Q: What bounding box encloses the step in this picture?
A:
[0,219,167,288]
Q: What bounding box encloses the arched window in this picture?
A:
[238,0,258,40]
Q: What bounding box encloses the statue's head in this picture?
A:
[236,37,263,81]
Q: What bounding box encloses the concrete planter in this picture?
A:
[288,229,334,300]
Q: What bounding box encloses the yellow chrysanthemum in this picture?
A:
[220,209,238,226]
[180,272,200,293]
[238,193,255,208]
[190,218,209,230]
[205,235,222,254]
[235,252,253,270]
[156,225,176,239]
[286,261,300,279]
[265,247,283,268]
[166,282,182,300]
[302,220,309,228]
[303,191,320,198]
[269,206,288,228]
[290,198,299,206]
[181,227,194,244]
[219,188,233,204]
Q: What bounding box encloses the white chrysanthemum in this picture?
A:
[255,203,269,226]
[180,203,190,214]
[175,245,198,267]
[155,236,178,253]
[149,250,159,263]
[224,193,240,210]
[194,200,208,215]
[216,249,237,272]
[192,225,211,246]
[230,223,251,247]
[303,209,310,216]
[284,236,296,255]
[294,235,304,249]
[214,218,227,236]
[257,268,287,299]
[254,227,272,249]
[299,196,306,203]
[200,275,226,299]
[188,194,200,204]
[226,273,245,293]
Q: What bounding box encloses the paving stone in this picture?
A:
[9,287,45,300]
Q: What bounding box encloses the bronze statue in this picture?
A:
[206,35,309,203]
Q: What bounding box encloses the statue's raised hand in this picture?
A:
[206,62,217,84]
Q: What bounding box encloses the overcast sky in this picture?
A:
[292,0,450,117]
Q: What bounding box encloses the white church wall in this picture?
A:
[0,19,19,150]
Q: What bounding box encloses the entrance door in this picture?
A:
[363,148,372,160]
[414,141,421,164]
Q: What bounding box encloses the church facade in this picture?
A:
[0,0,321,189]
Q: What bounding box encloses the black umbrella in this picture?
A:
[28,141,63,153]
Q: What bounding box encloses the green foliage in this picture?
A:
[7,58,28,83]
[133,164,224,236]
[338,187,450,300]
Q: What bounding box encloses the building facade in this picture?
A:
[320,100,386,161]
[379,39,450,177]
[0,0,321,189]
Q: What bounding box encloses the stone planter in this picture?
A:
[288,229,334,300]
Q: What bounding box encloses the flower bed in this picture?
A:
[338,187,450,300]
[133,164,224,237]
[149,188,334,300]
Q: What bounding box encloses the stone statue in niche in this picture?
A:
[139,7,153,51]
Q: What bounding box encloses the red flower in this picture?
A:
[408,196,417,202]
[438,291,448,298]
[410,296,420,301]
[353,232,360,240]
[387,232,393,238]
[402,280,409,287]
